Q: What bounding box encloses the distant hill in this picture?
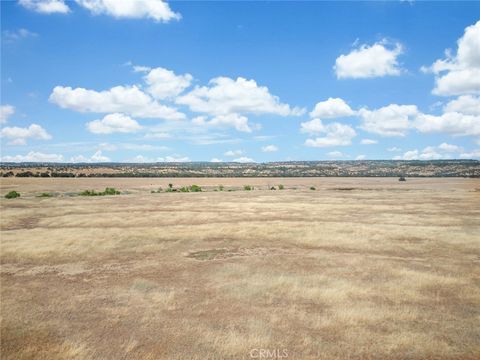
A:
[1,160,479,178]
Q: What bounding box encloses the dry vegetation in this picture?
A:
[1,177,479,359]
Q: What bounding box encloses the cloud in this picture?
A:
[142,67,193,100]
[193,114,252,133]
[414,112,480,136]
[50,85,185,120]
[302,119,356,147]
[443,95,480,115]
[261,144,278,152]
[0,124,51,145]
[423,20,480,96]
[86,113,142,134]
[309,98,355,118]
[0,105,15,124]
[334,40,403,79]
[459,150,480,159]
[2,28,38,43]
[210,158,222,162]
[355,155,366,160]
[19,0,70,14]
[71,150,110,162]
[224,149,243,157]
[157,155,190,162]
[387,146,401,152]
[394,143,464,160]
[75,0,181,22]
[1,151,63,162]
[359,104,418,137]
[360,138,377,145]
[232,156,255,163]
[327,151,345,158]
[177,76,304,116]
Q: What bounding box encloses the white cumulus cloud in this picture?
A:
[414,112,480,136]
[309,98,355,118]
[143,67,193,100]
[86,113,142,134]
[443,95,480,115]
[75,0,180,22]
[261,145,278,152]
[1,151,63,162]
[1,124,51,145]
[302,119,356,147]
[50,85,185,120]
[0,105,15,124]
[423,20,480,96]
[334,40,403,79]
[359,104,418,137]
[19,0,70,14]
[360,138,377,145]
[177,76,304,116]
[232,156,255,163]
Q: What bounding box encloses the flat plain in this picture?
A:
[1,177,479,359]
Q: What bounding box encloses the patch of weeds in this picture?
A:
[218,185,224,191]
[270,186,276,190]
[310,186,316,191]
[37,193,53,198]
[278,184,284,190]
[189,184,202,192]
[244,185,254,191]
[79,187,121,196]
[5,191,20,199]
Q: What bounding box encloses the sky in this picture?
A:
[1,0,479,163]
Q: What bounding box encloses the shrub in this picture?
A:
[270,186,276,190]
[278,184,284,190]
[179,186,190,192]
[79,187,120,196]
[190,184,202,192]
[218,185,224,191]
[37,193,53,198]
[103,187,120,195]
[244,185,253,191]
[5,191,20,199]
[310,186,316,191]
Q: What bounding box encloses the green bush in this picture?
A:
[189,184,202,192]
[243,185,254,191]
[5,191,20,199]
[37,193,53,198]
[270,186,276,190]
[103,187,120,195]
[310,186,316,191]
[179,186,190,192]
[79,187,120,196]
[218,185,224,191]
[278,184,284,190]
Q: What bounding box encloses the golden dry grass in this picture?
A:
[1,177,479,359]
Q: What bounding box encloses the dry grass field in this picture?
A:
[1,177,479,359]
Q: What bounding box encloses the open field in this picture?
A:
[1,177,479,359]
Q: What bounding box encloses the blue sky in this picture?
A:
[1,0,479,163]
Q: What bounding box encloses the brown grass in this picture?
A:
[1,177,479,359]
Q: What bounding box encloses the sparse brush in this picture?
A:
[4,191,20,199]
[270,186,276,190]
[218,185,224,191]
[37,193,53,198]
[79,188,120,196]
[278,184,284,190]
[244,185,254,191]
[189,185,202,192]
